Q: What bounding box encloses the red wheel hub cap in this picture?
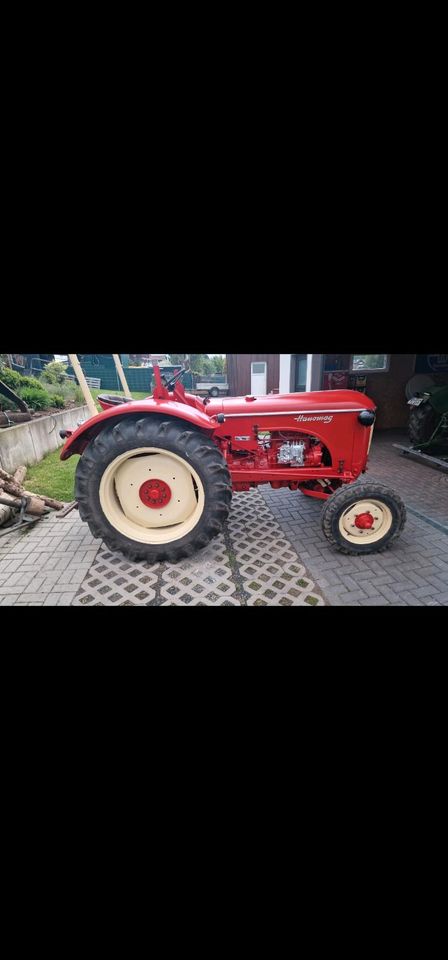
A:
[355,512,375,530]
[139,479,172,509]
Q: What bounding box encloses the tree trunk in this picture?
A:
[0,490,47,516]
[0,500,12,526]
[0,481,64,511]
[0,466,46,524]
[0,467,65,510]
[0,412,33,427]
[13,465,27,486]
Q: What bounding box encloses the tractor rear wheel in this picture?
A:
[321,481,406,555]
[409,403,438,445]
[75,418,233,563]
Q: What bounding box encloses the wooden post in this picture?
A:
[68,354,98,419]
[112,354,131,396]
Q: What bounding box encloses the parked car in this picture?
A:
[194,375,229,397]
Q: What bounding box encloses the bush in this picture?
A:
[56,380,77,399]
[0,364,82,411]
[48,393,65,408]
[20,374,45,390]
[20,386,52,410]
[0,366,23,391]
[0,366,44,393]
[41,361,68,386]
[0,395,18,411]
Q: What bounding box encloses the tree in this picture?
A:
[168,354,188,366]
[211,356,225,374]
[188,355,210,375]
[168,354,222,376]
[41,360,68,385]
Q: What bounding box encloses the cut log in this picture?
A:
[0,468,16,483]
[0,500,12,526]
[0,467,64,511]
[27,492,65,511]
[0,491,47,516]
[0,480,65,511]
[0,412,33,426]
[13,465,27,486]
[0,467,26,524]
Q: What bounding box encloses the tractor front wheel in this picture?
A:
[321,481,406,555]
[75,418,233,563]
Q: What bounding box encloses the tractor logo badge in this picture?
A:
[294,415,334,424]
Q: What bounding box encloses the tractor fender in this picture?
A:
[60,400,217,460]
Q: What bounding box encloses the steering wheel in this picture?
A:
[161,368,186,390]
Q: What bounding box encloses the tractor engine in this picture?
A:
[269,434,324,469]
[225,432,325,474]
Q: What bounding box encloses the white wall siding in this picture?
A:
[279,355,292,393]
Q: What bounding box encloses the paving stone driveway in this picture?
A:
[261,431,448,606]
[1,432,446,607]
[0,491,324,607]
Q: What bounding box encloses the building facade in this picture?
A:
[226,354,448,429]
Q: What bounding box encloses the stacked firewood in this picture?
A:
[0,466,65,526]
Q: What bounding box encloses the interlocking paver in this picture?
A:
[1,430,446,606]
[261,430,448,606]
[71,490,324,606]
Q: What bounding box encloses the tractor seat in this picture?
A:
[97,394,134,409]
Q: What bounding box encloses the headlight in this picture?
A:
[358,410,376,427]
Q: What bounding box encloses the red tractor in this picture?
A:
[60,365,406,562]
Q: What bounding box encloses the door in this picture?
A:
[251,361,267,396]
[294,355,308,392]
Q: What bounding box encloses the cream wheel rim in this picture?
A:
[338,499,393,545]
[99,447,205,545]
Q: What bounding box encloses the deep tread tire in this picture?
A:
[75,418,233,563]
[409,403,438,445]
[321,481,406,555]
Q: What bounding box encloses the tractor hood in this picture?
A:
[206,390,376,419]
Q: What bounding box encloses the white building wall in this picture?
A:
[279,355,292,393]
[280,354,324,393]
[306,354,324,392]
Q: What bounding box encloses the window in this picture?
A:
[252,363,266,374]
[350,354,390,373]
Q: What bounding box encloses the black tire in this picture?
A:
[75,417,233,563]
[321,481,406,556]
[409,403,438,445]
[209,387,220,397]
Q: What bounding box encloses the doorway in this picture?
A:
[294,355,308,392]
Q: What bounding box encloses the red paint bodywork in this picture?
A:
[61,369,377,500]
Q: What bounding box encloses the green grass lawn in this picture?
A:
[26,448,80,502]
[25,390,150,501]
